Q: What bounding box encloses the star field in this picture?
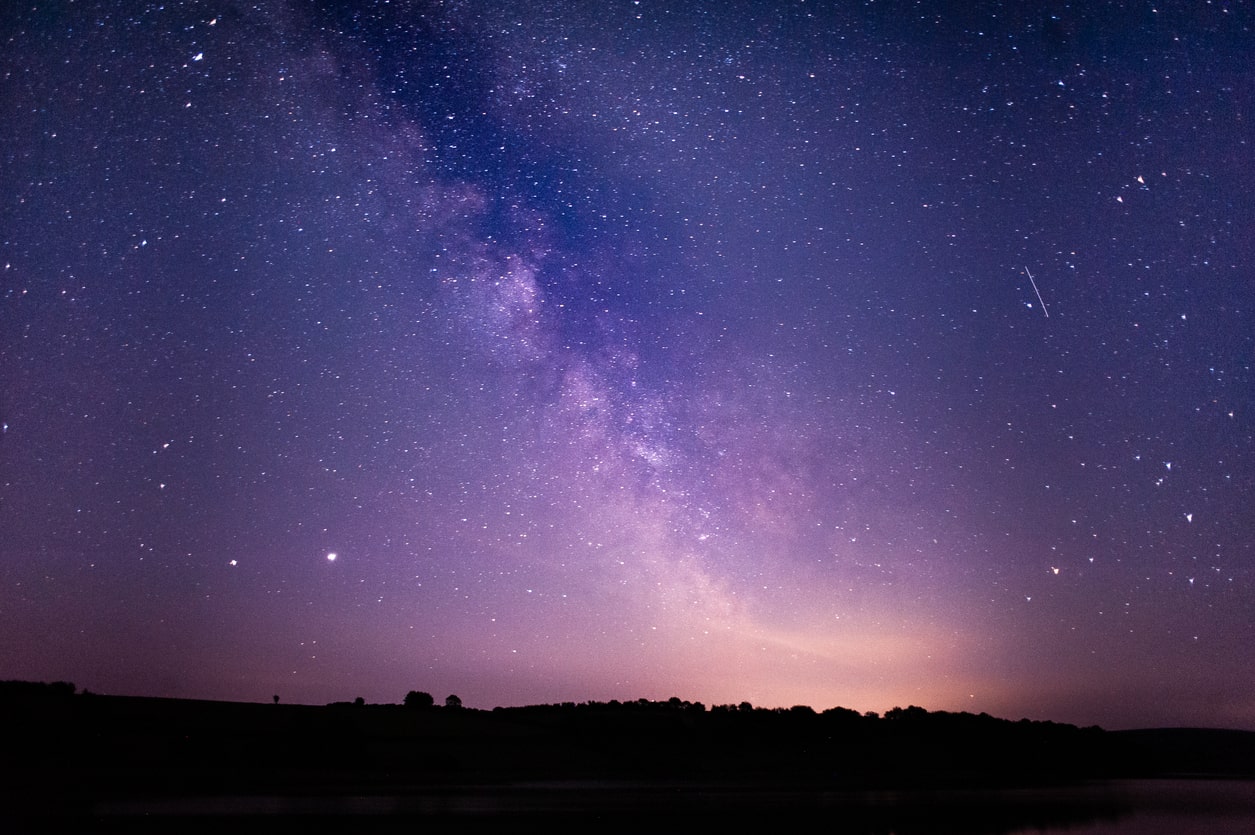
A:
[2,1,1253,729]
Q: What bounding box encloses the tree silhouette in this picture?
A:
[445,694,462,709]
[404,690,434,709]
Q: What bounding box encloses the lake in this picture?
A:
[76,778,1255,832]
[1005,779,1255,835]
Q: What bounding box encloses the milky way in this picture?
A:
[2,1,1253,729]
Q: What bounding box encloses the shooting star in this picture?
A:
[1024,266,1049,318]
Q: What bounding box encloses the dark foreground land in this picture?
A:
[4,681,1253,832]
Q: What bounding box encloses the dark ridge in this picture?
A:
[2,681,1250,830]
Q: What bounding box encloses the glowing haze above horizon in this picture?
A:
[2,1,1253,730]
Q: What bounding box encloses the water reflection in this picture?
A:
[78,779,1253,833]
[1006,780,1255,835]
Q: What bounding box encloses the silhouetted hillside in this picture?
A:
[1113,727,1255,777]
[2,681,1250,830]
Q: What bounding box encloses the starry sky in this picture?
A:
[2,1,1253,730]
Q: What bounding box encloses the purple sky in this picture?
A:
[2,1,1253,730]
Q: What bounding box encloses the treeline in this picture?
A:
[313,690,1131,785]
[4,680,1251,828]
[0,680,1189,788]
[474,696,1126,785]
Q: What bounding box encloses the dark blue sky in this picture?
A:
[2,0,1253,729]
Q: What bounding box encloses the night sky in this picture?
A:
[3,1,1253,730]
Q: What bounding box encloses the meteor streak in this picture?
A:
[1025,266,1049,318]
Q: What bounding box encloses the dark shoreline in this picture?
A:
[5,682,1253,830]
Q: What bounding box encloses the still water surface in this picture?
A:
[88,778,1255,832]
[1006,779,1255,835]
